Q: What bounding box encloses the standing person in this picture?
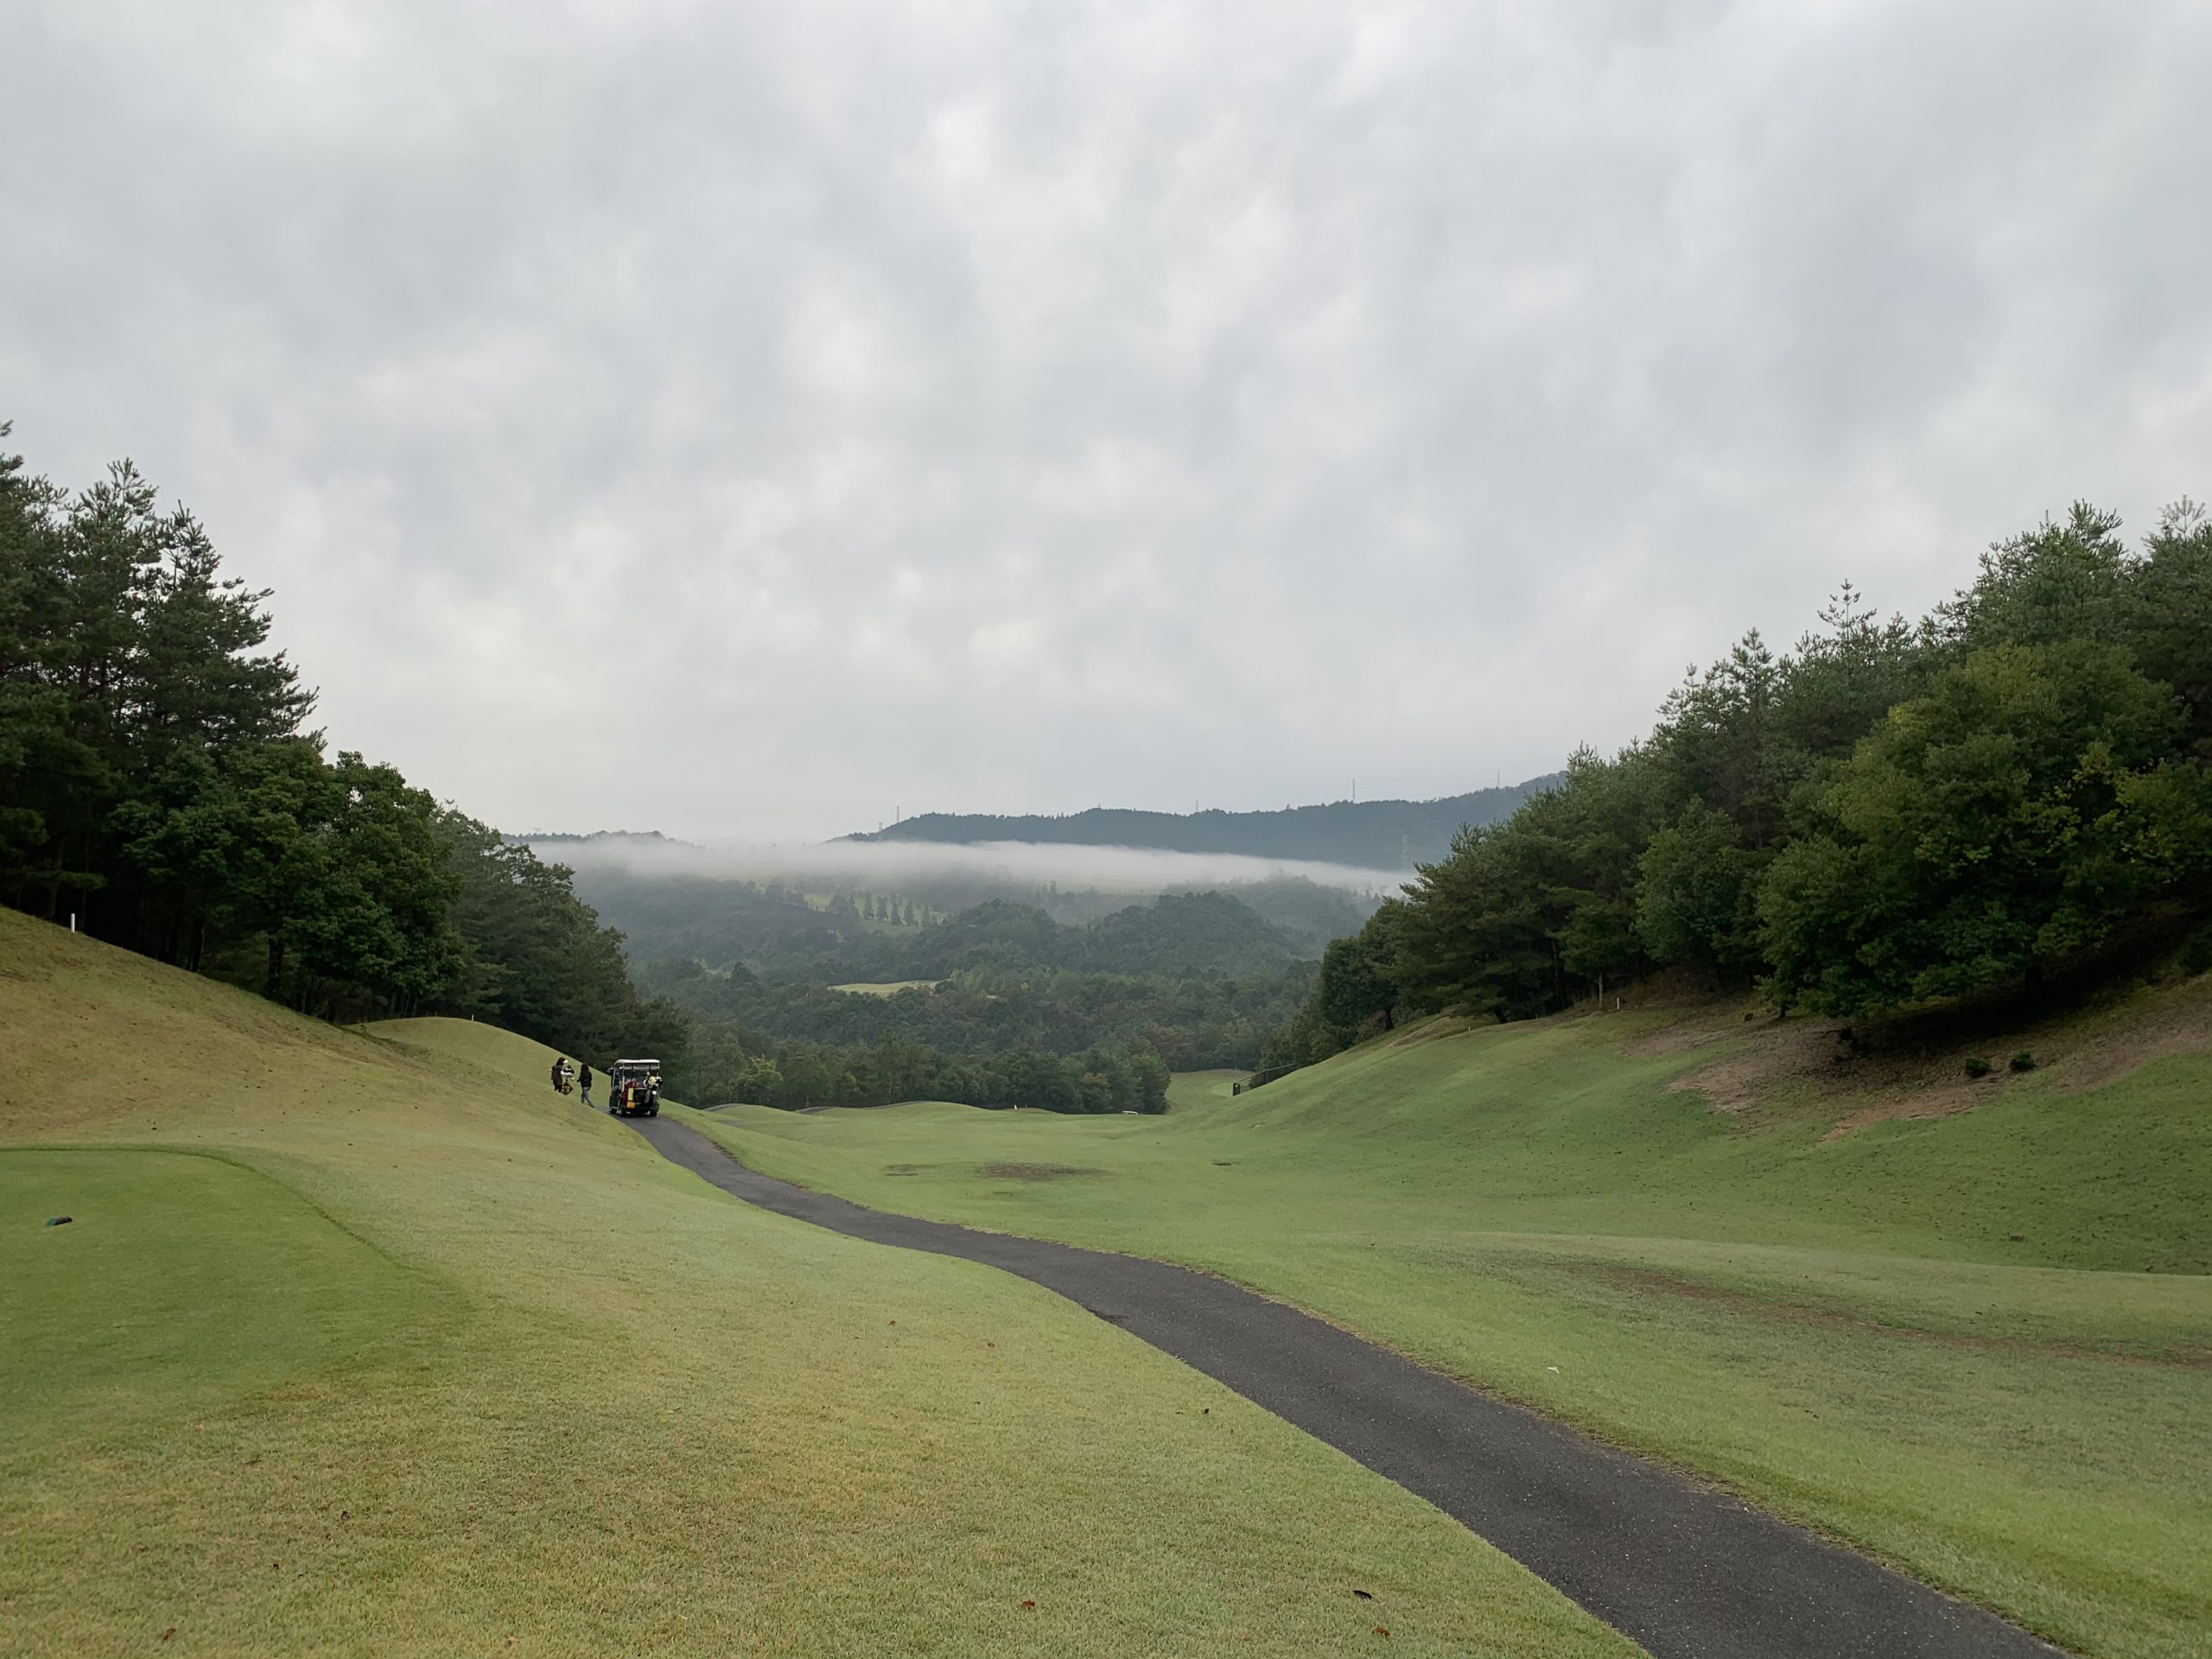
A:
[578,1062,594,1108]
[550,1057,565,1092]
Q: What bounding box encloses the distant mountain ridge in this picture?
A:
[842,775,1564,870]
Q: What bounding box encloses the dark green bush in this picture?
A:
[2182,925,2212,978]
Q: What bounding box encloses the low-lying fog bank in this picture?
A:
[531,832,1407,899]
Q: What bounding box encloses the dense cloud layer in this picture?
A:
[5,1,2207,839]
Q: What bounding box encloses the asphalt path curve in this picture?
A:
[630,1114,2060,1659]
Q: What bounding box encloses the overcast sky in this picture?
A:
[5,1,2207,840]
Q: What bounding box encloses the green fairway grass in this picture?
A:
[3,1149,434,1438]
[0,908,1632,1658]
[690,998,2212,1659]
[830,979,943,995]
[1166,1068,1247,1109]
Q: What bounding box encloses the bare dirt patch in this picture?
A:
[1629,1006,1768,1060]
[1656,1014,2033,1134]
[1817,1080,2014,1141]
[1666,1027,2020,1135]
[2050,975,2212,1092]
[1661,1018,1857,1116]
[1651,969,2212,1134]
[981,1162,1103,1183]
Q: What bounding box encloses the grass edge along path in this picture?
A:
[633,1112,2058,1659]
[685,997,2212,1659]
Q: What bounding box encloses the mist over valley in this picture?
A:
[532,830,1408,906]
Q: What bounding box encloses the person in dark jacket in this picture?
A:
[578,1062,594,1107]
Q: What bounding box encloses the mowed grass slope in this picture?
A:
[0,908,1633,1659]
[695,992,2212,1659]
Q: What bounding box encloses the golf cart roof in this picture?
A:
[613,1058,661,1067]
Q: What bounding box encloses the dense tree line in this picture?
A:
[435,813,689,1061]
[0,429,683,1059]
[604,880,1323,1111]
[574,869,1319,981]
[639,955,1311,1071]
[671,1019,1172,1115]
[1268,503,2212,1067]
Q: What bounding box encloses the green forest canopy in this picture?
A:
[1269,502,2212,1068]
[0,427,689,1065]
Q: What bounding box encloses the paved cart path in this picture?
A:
[631,1115,2060,1659]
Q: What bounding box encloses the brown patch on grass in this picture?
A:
[980,1162,1103,1183]
[1628,1007,1766,1060]
[1669,1031,2021,1134]
[1649,972,2211,1134]
[1663,1052,1763,1115]
[1591,1262,2212,1370]
[2049,974,2212,1092]
[1819,1080,2005,1140]
[1623,926,2212,1133]
[1662,1019,1849,1116]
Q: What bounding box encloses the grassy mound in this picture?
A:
[697,992,2212,1659]
[0,908,1629,1657]
[4,1149,429,1436]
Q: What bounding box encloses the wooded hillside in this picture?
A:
[0,428,683,1063]
[1271,503,2212,1066]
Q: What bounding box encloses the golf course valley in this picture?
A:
[6,227,2212,1657]
[687,979,2212,1659]
[0,906,1637,1657]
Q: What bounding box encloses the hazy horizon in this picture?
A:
[523,766,1558,847]
[536,832,1409,898]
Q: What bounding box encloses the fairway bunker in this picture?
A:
[631,1116,2059,1659]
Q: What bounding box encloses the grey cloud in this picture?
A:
[3,0,2206,840]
